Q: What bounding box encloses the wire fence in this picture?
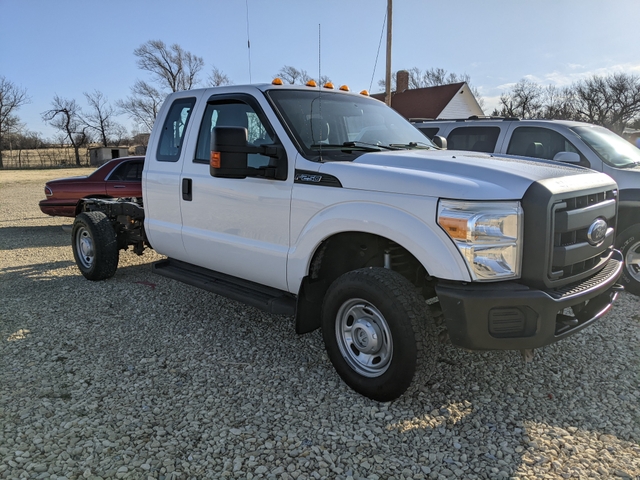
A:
[1,147,93,169]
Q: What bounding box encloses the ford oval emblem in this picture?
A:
[587,218,608,246]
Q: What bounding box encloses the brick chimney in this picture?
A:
[396,70,409,92]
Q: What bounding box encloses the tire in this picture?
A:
[617,224,640,296]
[321,267,437,402]
[71,212,119,281]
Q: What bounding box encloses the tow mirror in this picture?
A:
[210,126,249,178]
[553,151,581,164]
[432,135,447,150]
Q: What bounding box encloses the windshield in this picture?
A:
[266,89,435,161]
[572,125,640,168]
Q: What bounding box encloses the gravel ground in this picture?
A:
[1,168,639,480]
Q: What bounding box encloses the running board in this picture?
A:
[152,258,296,316]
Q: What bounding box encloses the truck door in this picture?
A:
[179,94,291,291]
[143,93,200,259]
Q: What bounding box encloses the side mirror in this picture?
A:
[553,151,581,164]
[432,135,447,150]
[210,126,249,178]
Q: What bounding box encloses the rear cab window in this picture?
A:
[447,126,500,153]
[157,98,196,162]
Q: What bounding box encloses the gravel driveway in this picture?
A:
[1,169,639,480]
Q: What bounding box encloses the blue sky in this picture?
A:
[2,0,640,139]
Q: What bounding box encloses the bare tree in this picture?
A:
[496,73,640,131]
[379,67,471,90]
[0,76,30,168]
[42,95,88,165]
[573,73,640,134]
[134,40,204,92]
[541,85,575,120]
[117,80,165,133]
[498,79,544,119]
[207,66,232,87]
[119,40,205,133]
[83,90,122,147]
[275,66,309,85]
[274,66,331,86]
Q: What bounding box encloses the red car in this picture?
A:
[39,156,144,217]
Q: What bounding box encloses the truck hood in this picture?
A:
[319,150,600,200]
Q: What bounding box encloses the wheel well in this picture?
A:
[75,196,112,216]
[295,232,434,334]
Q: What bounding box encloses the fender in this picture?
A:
[286,201,471,293]
[617,188,640,234]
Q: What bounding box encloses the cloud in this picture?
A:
[542,62,640,86]
[481,95,502,115]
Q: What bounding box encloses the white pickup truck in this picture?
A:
[71,81,624,401]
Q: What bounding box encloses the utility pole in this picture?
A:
[384,0,392,106]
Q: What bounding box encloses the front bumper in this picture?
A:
[435,250,624,351]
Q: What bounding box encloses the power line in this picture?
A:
[370,11,386,93]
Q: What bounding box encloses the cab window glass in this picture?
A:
[507,126,581,160]
[416,127,439,139]
[447,127,499,152]
[156,98,196,162]
[109,161,144,181]
[195,100,273,168]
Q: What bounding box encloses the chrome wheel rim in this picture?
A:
[75,227,94,269]
[335,298,393,378]
[625,239,640,282]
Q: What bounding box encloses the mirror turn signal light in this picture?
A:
[210,151,221,168]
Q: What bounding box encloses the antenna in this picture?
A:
[318,23,321,87]
[318,24,323,153]
[246,0,252,82]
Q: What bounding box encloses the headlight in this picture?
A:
[437,200,523,281]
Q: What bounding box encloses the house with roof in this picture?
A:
[372,70,484,120]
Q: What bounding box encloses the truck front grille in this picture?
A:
[521,178,618,290]
[550,190,616,282]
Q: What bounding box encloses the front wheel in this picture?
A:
[321,267,437,401]
[72,212,119,281]
[617,224,640,296]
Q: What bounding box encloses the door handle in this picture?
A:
[182,178,192,201]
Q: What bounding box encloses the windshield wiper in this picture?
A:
[618,161,640,169]
[310,141,399,152]
[388,141,435,150]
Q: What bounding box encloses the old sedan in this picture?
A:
[39,156,144,217]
